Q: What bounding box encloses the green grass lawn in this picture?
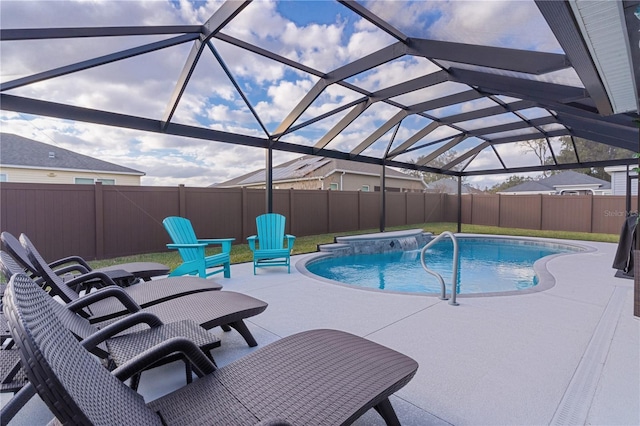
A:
[87,222,619,271]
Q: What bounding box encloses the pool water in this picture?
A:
[306,238,579,295]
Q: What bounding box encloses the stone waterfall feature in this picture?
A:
[318,229,432,257]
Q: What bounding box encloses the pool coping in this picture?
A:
[296,233,596,298]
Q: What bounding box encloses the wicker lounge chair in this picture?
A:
[1,250,267,347]
[0,282,32,426]
[0,275,221,425]
[247,213,296,274]
[17,234,223,306]
[4,272,418,426]
[1,300,28,395]
[1,231,170,285]
[163,216,234,278]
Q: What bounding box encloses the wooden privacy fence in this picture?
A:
[0,182,632,262]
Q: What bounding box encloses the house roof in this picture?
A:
[215,155,423,187]
[0,133,144,175]
[503,171,611,193]
[424,178,480,194]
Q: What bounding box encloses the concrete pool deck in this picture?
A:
[2,238,639,425]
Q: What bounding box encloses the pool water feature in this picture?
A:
[304,237,584,296]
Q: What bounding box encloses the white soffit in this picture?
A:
[569,0,638,113]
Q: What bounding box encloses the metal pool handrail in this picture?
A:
[419,231,459,306]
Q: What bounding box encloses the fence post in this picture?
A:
[289,189,294,235]
[241,187,247,239]
[423,193,427,223]
[178,184,186,217]
[405,192,409,225]
[539,194,544,230]
[498,194,501,228]
[94,182,104,260]
[590,194,594,233]
[358,191,362,230]
[327,189,332,234]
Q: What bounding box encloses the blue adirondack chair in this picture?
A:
[163,216,234,278]
[247,213,296,274]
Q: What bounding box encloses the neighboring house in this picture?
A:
[498,171,611,195]
[424,178,481,194]
[0,133,144,185]
[604,165,638,196]
[215,155,426,192]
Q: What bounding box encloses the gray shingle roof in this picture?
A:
[504,181,555,192]
[504,171,610,192]
[215,155,421,187]
[0,133,144,175]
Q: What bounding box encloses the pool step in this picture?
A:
[317,243,352,256]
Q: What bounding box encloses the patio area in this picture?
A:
[2,237,639,425]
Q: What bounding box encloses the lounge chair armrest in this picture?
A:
[80,312,164,351]
[197,238,234,253]
[66,286,141,314]
[285,235,296,251]
[197,238,235,244]
[247,235,258,251]
[48,255,91,271]
[112,337,216,382]
[52,264,90,276]
[255,419,294,426]
[166,243,207,249]
[65,271,118,289]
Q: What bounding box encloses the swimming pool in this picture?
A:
[304,236,585,296]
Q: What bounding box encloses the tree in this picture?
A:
[518,136,634,181]
[402,150,459,184]
[487,175,533,193]
[519,139,551,177]
[553,136,633,181]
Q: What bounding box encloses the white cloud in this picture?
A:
[364,0,561,52]
[0,0,573,190]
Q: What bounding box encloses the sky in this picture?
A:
[0,0,569,189]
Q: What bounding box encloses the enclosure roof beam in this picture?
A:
[465,115,557,138]
[462,157,636,176]
[338,0,408,42]
[387,121,440,158]
[0,93,460,177]
[350,110,410,156]
[215,33,325,78]
[535,0,614,115]
[407,38,570,75]
[372,71,450,101]
[1,33,199,92]
[0,25,203,40]
[273,42,408,137]
[161,0,250,129]
[487,130,567,145]
[417,135,467,166]
[447,67,589,107]
[409,90,482,114]
[442,142,491,171]
[310,71,448,150]
[314,100,373,151]
[438,100,536,125]
[205,41,270,137]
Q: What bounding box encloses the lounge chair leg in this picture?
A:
[0,383,36,426]
[221,324,231,332]
[228,320,258,347]
[373,398,401,426]
[224,263,231,278]
[130,373,141,391]
[185,360,193,384]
